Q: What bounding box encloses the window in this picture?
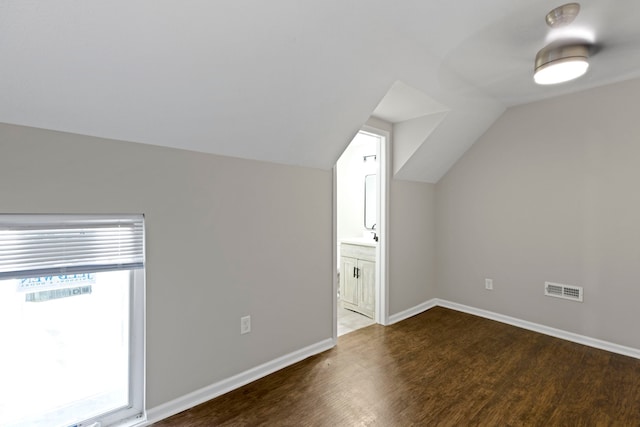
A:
[0,215,146,427]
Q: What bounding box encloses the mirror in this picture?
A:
[364,174,376,230]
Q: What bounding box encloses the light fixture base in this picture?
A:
[545,3,581,28]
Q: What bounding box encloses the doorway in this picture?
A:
[334,126,388,338]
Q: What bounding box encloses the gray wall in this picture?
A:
[0,123,332,407]
[389,179,437,314]
[436,78,640,349]
[0,121,439,410]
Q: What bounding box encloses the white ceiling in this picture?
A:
[2,1,639,182]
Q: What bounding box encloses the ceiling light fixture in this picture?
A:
[534,43,589,85]
[545,3,580,28]
[534,3,589,85]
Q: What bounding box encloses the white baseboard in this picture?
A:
[145,299,640,425]
[387,298,438,325]
[436,299,640,360]
[386,297,640,359]
[144,338,334,425]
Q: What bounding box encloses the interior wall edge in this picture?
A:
[387,298,438,325]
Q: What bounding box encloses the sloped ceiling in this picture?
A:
[2,1,640,182]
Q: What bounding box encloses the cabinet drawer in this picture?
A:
[341,243,376,262]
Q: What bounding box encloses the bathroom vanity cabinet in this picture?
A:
[340,240,375,318]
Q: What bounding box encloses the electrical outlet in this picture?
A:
[485,278,493,290]
[240,315,251,334]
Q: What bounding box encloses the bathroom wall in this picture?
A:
[336,131,379,243]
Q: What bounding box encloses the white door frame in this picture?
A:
[332,121,390,341]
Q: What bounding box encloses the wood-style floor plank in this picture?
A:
[152,307,640,426]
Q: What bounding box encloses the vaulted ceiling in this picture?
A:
[2,1,639,182]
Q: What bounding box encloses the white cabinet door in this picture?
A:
[339,242,376,319]
[340,256,359,310]
[358,259,375,318]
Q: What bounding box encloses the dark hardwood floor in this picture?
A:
[152,307,640,426]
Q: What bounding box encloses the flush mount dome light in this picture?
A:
[534,44,589,85]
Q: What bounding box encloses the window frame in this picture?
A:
[0,214,146,427]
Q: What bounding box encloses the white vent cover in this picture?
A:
[544,281,583,302]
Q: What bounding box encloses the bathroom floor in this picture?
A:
[337,302,375,336]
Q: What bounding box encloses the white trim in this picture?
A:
[332,165,338,343]
[436,299,640,360]
[361,124,390,326]
[387,298,438,325]
[144,338,334,425]
[387,298,640,359]
[333,123,390,329]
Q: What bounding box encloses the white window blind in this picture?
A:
[0,214,144,280]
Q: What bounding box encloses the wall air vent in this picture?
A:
[545,281,583,302]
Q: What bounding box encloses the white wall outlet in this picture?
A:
[240,315,251,334]
[485,278,493,290]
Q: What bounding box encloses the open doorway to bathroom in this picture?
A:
[335,126,388,336]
